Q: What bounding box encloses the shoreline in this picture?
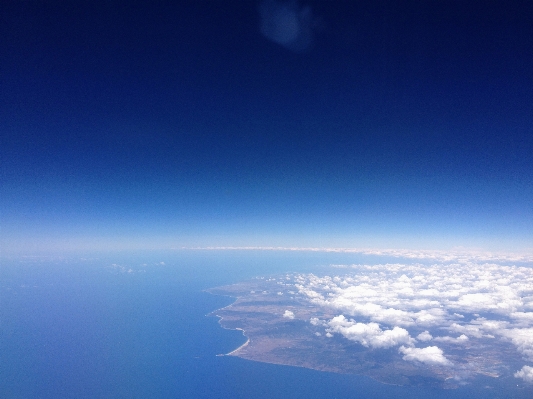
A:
[206,293,250,357]
[225,328,250,355]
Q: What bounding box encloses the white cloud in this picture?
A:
[453,291,522,314]
[414,308,448,326]
[399,346,452,366]
[259,0,316,52]
[417,331,433,342]
[448,322,485,339]
[501,328,533,361]
[283,262,533,373]
[326,315,414,349]
[283,310,295,319]
[511,312,533,324]
[310,317,325,326]
[433,334,469,344]
[515,365,533,383]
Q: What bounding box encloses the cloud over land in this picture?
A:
[399,345,452,366]
[282,262,533,382]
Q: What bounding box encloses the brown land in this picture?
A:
[207,276,523,389]
[208,279,468,388]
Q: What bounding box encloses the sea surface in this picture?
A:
[1,250,530,398]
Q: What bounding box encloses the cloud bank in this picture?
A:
[192,246,533,264]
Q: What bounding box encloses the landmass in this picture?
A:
[207,266,533,390]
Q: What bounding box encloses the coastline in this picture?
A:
[225,328,250,356]
[206,283,458,389]
[206,289,250,357]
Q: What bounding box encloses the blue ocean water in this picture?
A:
[0,250,530,398]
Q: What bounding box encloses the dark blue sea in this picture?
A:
[1,250,530,398]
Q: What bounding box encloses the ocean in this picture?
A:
[1,250,530,398]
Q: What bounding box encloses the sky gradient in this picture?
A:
[1,0,532,254]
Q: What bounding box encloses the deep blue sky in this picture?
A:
[1,0,532,254]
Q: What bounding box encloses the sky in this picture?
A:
[1,0,532,255]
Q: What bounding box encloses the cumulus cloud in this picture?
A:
[501,328,533,361]
[283,310,295,319]
[399,346,452,366]
[286,262,533,373]
[326,315,414,349]
[259,0,316,52]
[448,322,485,339]
[515,365,533,383]
[310,317,325,326]
[417,331,433,342]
